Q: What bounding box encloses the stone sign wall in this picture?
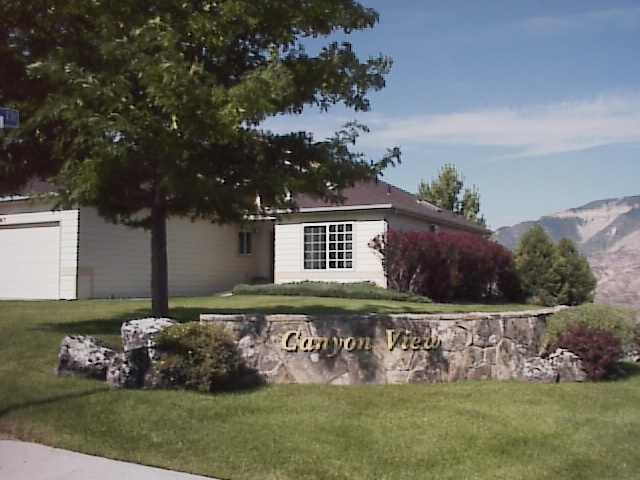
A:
[200,307,586,384]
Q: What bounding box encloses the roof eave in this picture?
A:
[392,206,492,234]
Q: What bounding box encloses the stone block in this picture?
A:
[57,335,116,380]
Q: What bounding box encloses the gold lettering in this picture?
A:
[400,330,412,351]
[344,337,357,352]
[314,337,329,351]
[281,330,299,352]
[410,337,423,350]
[301,337,315,352]
[386,329,402,351]
[327,337,342,357]
[357,337,372,351]
[423,336,434,350]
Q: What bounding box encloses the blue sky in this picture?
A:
[265,1,640,228]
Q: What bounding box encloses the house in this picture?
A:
[0,179,488,300]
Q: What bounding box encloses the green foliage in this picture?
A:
[515,227,597,306]
[4,300,640,480]
[515,226,561,305]
[418,164,463,212]
[156,323,245,392]
[2,1,401,314]
[4,0,399,221]
[546,304,637,351]
[417,164,485,225]
[552,238,598,305]
[233,281,432,303]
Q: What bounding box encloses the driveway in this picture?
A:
[0,440,218,480]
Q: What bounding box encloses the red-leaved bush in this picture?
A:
[370,230,522,302]
[555,325,623,381]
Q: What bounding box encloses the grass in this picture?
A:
[1,297,640,480]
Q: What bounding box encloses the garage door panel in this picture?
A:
[0,223,60,299]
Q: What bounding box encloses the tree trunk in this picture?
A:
[151,201,169,317]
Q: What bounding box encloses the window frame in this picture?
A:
[302,221,355,271]
[238,230,253,256]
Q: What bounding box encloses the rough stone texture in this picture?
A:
[106,353,135,388]
[522,348,586,383]
[57,335,116,380]
[624,349,640,363]
[121,318,177,352]
[119,318,177,388]
[200,307,586,385]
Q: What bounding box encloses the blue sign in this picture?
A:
[0,108,20,129]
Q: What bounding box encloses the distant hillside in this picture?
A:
[495,195,640,310]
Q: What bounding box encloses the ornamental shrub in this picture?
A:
[155,323,244,392]
[371,229,521,302]
[514,227,597,306]
[546,304,637,352]
[233,281,431,303]
[554,325,623,380]
[552,238,598,306]
[514,225,561,305]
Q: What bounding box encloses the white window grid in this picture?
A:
[303,222,354,270]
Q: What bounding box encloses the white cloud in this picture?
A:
[264,93,640,158]
[520,8,640,35]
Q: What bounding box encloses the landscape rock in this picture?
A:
[200,308,574,385]
[57,335,116,380]
[106,353,138,388]
[522,348,586,383]
[521,356,558,383]
[549,348,587,382]
[121,318,177,352]
[120,318,177,388]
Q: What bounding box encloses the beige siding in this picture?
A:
[386,212,459,233]
[77,207,273,299]
[274,211,387,287]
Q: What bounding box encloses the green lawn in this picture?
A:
[1,297,640,480]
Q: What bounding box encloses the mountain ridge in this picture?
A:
[495,194,640,310]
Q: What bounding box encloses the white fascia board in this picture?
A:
[272,203,393,214]
[0,195,31,203]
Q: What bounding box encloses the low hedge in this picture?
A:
[545,304,637,352]
[232,281,432,303]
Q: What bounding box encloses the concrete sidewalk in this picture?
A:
[0,440,217,480]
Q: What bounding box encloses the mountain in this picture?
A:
[495,195,640,310]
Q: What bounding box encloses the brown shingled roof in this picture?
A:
[294,179,489,233]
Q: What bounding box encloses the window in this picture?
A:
[304,223,353,270]
[303,225,326,269]
[239,231,252,255]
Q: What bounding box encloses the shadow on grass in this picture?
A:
[611,361,640,380]
[38,309,152,336]
[0,388,110,418]
[38,302,409,337]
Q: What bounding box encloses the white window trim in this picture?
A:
[302,221,356,271]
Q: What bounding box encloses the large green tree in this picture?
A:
[514,225,561,305]
[2,0,400,316]
[552,238,597,306]
[515,227,597,306]
[417,164,485,225]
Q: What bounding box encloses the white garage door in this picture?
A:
[0,222,61,299]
